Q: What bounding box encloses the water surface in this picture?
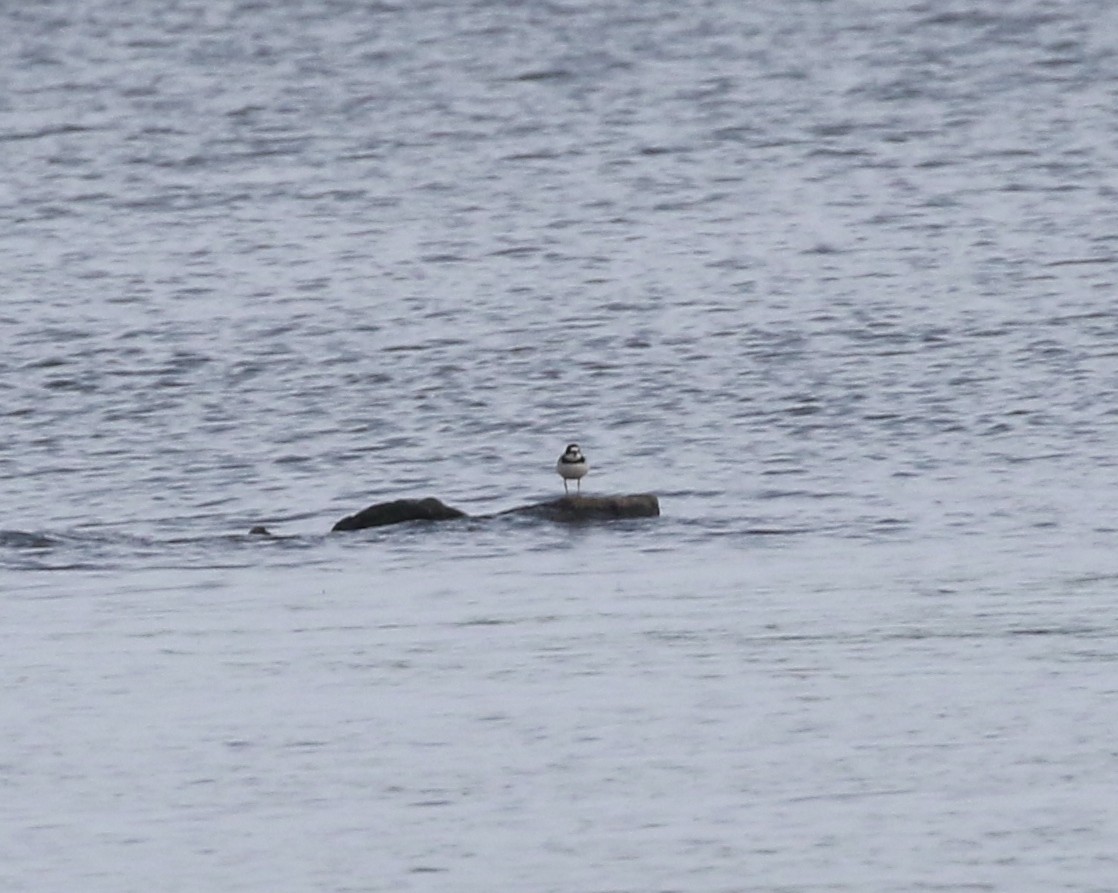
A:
[3,1,1118,890]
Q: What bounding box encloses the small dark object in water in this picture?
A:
[249,525,272,536]
[331,497,468,532]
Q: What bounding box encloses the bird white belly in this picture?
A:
[557,461,588,480]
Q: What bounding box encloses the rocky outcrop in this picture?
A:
[328,493,659,532]
[498,494,660,522]
[331,497,467,532]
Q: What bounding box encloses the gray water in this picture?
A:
[3,1,1118,890]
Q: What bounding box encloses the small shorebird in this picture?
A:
[556,443,588,494]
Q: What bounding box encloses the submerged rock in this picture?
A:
[501,493,660,522]
[331,493,660,532]
[331,497,468,532]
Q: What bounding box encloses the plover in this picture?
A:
[556,443,588,494]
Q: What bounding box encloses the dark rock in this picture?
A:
[329,493,660,533]
[248,525,272,536]
[331,497,468,532]
[502,493,660,522]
